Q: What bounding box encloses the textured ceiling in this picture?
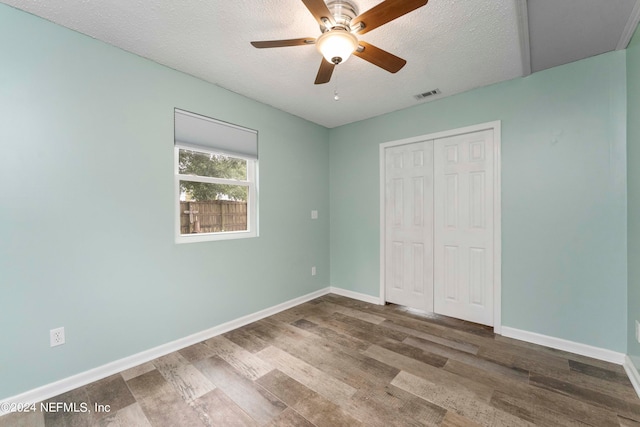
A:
[2,0,639,128]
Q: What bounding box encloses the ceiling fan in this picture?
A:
[250,0,429,84]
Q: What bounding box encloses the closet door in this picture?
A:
[384,141,434,311]
[434,130,494,326]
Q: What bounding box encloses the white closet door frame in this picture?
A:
[379,121,502,334]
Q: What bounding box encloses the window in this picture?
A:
[174,109,258,243]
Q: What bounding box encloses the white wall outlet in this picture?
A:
[636,320,640,344]
[311,210,318,219]
[311,266,317,276]
[50,327,65,347]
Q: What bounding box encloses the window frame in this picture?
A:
[174,144,258,243]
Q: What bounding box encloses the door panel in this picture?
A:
[434,130,494,326]
[444,174,458,228]
[443,245,459,301]
[384,142,434,311]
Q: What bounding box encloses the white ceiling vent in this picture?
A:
[414,89,441,100]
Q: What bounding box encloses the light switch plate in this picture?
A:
[311,210,318,219]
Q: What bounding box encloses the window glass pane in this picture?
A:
[179,181,248,234]
[178,149,247,180]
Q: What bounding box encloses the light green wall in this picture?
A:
[329,51,628,352]
[628,27,640,370]
[0,4,329,399]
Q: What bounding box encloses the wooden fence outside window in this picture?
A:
[180,200,247,234]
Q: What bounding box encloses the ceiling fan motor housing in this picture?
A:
[324,0,359,31]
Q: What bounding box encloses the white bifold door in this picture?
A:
[433,129,494,325]
[384,128,495,326]
[384,141,434,312]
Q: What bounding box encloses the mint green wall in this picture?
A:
[330,51,628,352]
[628,27,640,370]
[0,4,329,399]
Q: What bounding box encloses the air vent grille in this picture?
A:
[414,89,441,100]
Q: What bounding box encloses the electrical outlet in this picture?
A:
[311,210,318,219]
[311,266,317,276]
[50,327,65,347]
[636,320,640,344]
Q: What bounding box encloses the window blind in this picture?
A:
[174,109,258,159]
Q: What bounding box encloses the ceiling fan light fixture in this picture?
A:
[316,29,358,64]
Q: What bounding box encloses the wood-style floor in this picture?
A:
[2,294,639,426]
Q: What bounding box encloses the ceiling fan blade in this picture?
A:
[302,0,336,28]
[352,0,428,35]
[353,41,406,73]
[315,59,335,84]
[251,38,316,48]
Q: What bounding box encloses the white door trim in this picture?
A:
[379,121,502,334]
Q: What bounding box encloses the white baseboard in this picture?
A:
[624,356,640,399]
[501,326,627,365]
[0,287,331,416]
[329,286,384,305]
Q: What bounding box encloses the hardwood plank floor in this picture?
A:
[2,294,639,426]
